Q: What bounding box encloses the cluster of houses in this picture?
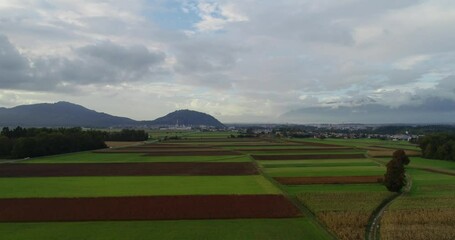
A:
[230,125,420,142]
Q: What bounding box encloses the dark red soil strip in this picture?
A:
[238,147,355,152]
[252,154,366,160]
[274,176,384,185]
[142,151,242,156]
[125,145,213,148]
[213,144,301,147]
[369,145,419,150]
[303,142,345,147]
[368,150,422,158]
[95,148,220,152]
[369,153,421,158]
[0,195,301,222]
[0,162,258,177]
[285,141,343,147]
[119,145,213,148]
[94,150,242,155]
[168,139,271,142]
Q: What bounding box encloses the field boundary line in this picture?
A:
[248,154,337,240]
[106,140,152,149]
[365,173,412,240]
[0,158,28,164]
[373,157,455,176]
[413,166,455,176]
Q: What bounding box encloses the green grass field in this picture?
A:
[264,165,385,177]
[147,130,194,139]
[5,136,447,240]
[260,159,379,168]
[260,159,372,165]
[184,131,239,138]
[390,169,455,206]
[0,175,280,198]
[243,150,366,155]
[293,138,420,151]
[21,152,251,164]
[284,183,389,194]
[0,218,331,240]
[397,157,455,172]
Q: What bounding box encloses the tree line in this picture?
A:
[419,133,455,161]
[104,129,149,141]
[0,127,149,159]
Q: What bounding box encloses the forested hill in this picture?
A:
[0,102,138,128]
[0,102,225,128]
[147,110,225,128]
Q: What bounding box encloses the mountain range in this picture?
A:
[0,102,225,128]
[283,97,455,124]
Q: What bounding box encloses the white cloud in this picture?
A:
[194,1,248,31]
[393,55,430,70]
[1,0,455,122]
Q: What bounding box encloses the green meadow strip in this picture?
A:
[0,176,280,198]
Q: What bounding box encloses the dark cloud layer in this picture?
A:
[0,35,167,91]
[0,35,32,88]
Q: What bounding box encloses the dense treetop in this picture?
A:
[0,127,148,159]
[419,133,455,161]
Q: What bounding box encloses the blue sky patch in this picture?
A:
[143,0,200,30]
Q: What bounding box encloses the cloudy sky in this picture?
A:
[1,0,455,123]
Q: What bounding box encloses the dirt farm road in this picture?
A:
[365,174,412,240]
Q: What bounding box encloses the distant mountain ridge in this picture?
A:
[0,102,137,127]
[0,102,224,128]
[283,97,455,124]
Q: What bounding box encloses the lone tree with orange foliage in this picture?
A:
[384,150,410,192]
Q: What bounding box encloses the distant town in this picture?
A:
[155,123,455,143]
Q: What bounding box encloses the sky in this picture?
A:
[0,0,455,123]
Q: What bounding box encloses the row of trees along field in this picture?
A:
[104,129,149,141]
[0,127,149,159]
[419,133,455,161]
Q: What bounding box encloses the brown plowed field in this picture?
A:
[168,138,271,143]
[274,176,384,185]
[215,144,301,147]
[0,162,258,177]
[252,154,366,160]
[238,147,355,152]
[127,144,212,148]
[143,151,242,156]
[96,147,220,152]
[286,141,343,147]
[369,145,419,150]
[104,141,143,148]
[95,150,242,155]
[367,150,421,157]
[0,195,301,222]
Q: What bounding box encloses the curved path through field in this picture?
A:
[249,156,337,240]
[365,174,412,240]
